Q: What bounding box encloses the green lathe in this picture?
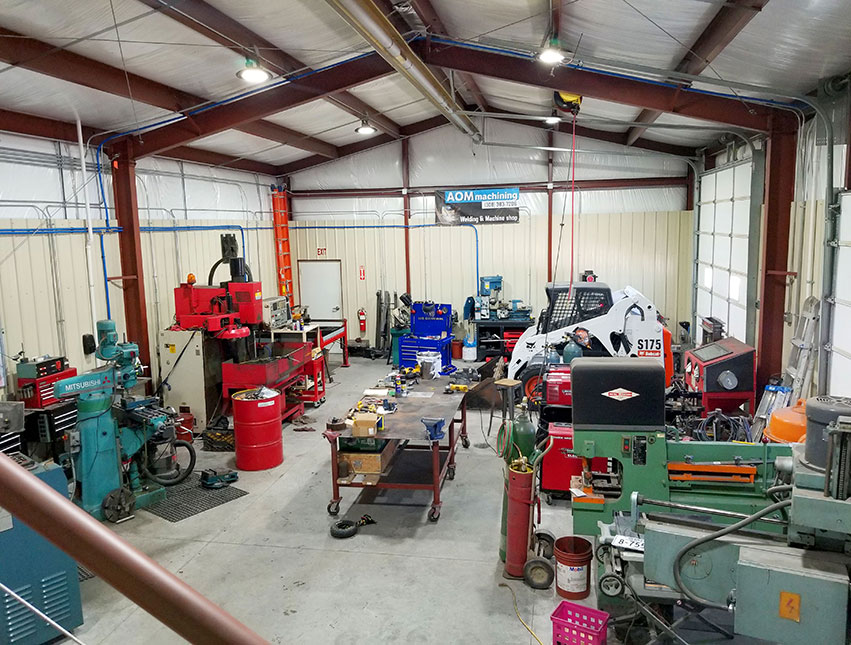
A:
[568,357,851,645]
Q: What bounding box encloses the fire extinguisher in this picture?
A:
[357,307,367,333]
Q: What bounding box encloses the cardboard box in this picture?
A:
[338,440,398,475]
[352,412,381,437]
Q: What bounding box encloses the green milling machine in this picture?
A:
[568,357,851,644]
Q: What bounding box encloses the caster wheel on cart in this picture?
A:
[314,398,325,408]
[595,543,611,564]
[461,436,470,449]
[545,493,553,506]
[599,573,625,598]
[327,501,340,516]
[523,557,555,590]
[428,507,441,522]
[446,465,456,480]
[534,529,556,560]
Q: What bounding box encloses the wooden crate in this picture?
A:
[338,439,398,475]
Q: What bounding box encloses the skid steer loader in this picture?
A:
[507,282,673,402]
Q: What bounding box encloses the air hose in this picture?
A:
[672,499,791,610]
[496,420,517,460]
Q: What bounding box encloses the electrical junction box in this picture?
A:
[160,329,222,433]
[735,547,849,644]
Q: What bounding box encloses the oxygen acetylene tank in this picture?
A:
[562,338,583,364]
[504,462,534,578]
[498,404,537,562]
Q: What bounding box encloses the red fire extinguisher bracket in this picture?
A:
[357,307,367,334]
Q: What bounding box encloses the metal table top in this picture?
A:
[337,379,465,442]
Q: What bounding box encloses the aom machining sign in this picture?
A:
[602,388,639,401]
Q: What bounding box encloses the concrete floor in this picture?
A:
[73,357,753,644]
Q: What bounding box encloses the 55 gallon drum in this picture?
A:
[232,388,283,471]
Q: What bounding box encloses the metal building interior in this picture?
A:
[0,0,850,643]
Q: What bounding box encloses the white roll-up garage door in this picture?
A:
[695,161,754,342]
[829,192,851,395]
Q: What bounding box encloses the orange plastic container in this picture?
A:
[764,398,807,443]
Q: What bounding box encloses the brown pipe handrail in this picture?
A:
[0,453,269,645]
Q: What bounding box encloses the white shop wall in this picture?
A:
[0,132,275,391]
[288,121,691,333]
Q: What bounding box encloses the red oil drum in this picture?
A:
[232,389,283,470]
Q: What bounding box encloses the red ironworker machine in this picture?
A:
[161,234,316,432]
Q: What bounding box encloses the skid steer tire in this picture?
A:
[518,366,545,410]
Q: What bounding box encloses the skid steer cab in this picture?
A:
[507,282,673,403]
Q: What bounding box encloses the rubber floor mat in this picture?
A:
[78,565,95,582]
[142,474,248,523]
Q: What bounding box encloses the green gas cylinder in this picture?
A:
[562,338,583,364]
[498,403,537,562]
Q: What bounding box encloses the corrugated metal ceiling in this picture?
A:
[0,0,848,167]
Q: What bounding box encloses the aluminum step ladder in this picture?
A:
[751,296,819,441]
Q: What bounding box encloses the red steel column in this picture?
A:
[402,138,412,294]
[0,453,268,645]
[757,126,797,387]
[547,129,554,282]
[111,139,151,371]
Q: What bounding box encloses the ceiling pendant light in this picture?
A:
[538,37,565,65]
[237,58,271,84]
[355,119,376,135]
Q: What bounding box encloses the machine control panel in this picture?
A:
[632,436,647,466]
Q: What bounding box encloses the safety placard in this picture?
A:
[358,266,365,281]
[317,247,327,256]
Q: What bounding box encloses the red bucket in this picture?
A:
[451,340,463,360]
[554,536,593,599]
[232,389,283,471]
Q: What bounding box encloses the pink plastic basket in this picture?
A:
[551,600,609,645]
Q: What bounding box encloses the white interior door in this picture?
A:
[298,260,343,320]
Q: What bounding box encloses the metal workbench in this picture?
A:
[323,381,468,522]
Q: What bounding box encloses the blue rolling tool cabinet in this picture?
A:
[399,302,454,372]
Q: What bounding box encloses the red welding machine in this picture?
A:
[684,337,756,416]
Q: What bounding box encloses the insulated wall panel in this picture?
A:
[571,210,693,325]
[288,216,407,342]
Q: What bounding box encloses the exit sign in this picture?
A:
[317,247,327,256]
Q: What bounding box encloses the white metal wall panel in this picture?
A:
[288,217,407,342]
[569,211,694,325]
[829,192,851,395]
[289,143,403,191]
[0,134,277,393]
[695,162,752,341]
